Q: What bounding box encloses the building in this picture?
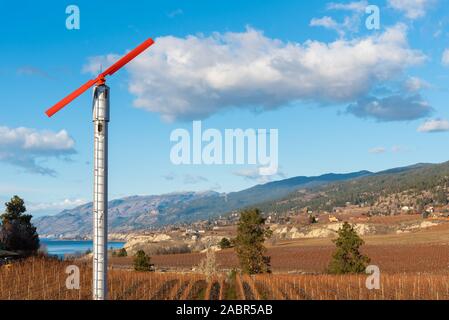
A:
[426,206,435,214]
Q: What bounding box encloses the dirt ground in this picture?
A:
[111,222,449,274]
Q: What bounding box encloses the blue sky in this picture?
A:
[1,0,449,217]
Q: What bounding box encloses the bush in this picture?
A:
[133,250,154,272]
[327,222,370,274]
[219,237,232,249]
[131,242,191,256]
[117,248,127,257]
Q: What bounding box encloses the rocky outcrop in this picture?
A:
[272,222,375,239]
[271,219,441,240]
[123,233,224,255]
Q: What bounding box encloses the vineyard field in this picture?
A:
[1,257,449,300]
[111,243,449,274]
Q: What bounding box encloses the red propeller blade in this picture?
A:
[45,37,155,117]
[100,38,154,77]
[45,79,97,117]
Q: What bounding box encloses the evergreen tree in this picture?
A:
[133,250,153,271]
[117,248,128,257]
[0,196,39,254]
[234,208,272,274]
[219,237,232,249]
[327,222,370,274]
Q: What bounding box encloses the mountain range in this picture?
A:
[34,162,440,238]
[34,170,373,238]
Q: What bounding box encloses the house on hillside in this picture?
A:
[401,206,413,213]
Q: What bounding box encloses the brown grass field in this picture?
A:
[1,223,448,300]
[1,257,449,300]
[110,243,449,274]
[117,220,449,274]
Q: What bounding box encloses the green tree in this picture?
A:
[133,250,153,272]
[234,208,272,274]
[0,196,39,254]
[219,237,232,249]
[327,222,370,274]
[117,248,127,257]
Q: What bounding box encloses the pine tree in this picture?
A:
[0,196,39,255]
[234,208,272,274]
[219,237,232,249]
[133,250,153,271]
[327,222,370,274]
[117,248,128,257]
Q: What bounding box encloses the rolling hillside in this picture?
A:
[34,171,370,238]
[34,161,449,238]
[258,162,449,215]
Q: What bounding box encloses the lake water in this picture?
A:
[40,239,125,257]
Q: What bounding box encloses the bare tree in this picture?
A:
[197,248,218,281]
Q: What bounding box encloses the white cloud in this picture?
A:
[183,174,208,184]
[417,119,449,133]
[388,0,434,19]
[311,1,368,37]
[327,1,368,12]
[162,172,209,184]
[28,198,86,213]
[442,49,449,66]
[234,166,286,183]
[167,8,183,18]
[369,145,410,154]
[405,76,430,92]
[310,15,363,38]
[347,94,433,121]
[0,126,75,176]
[310,16,340,30]
[84,25,424,122]
[17,66,50,79]
[82,54,120,75]
[369,147,386,154]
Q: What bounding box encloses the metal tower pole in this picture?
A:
[92,84,109,300]
[44,37,154,300]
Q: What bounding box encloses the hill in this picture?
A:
[258,161,449,216]
[34,161,448,239]
[33,171,370,238]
